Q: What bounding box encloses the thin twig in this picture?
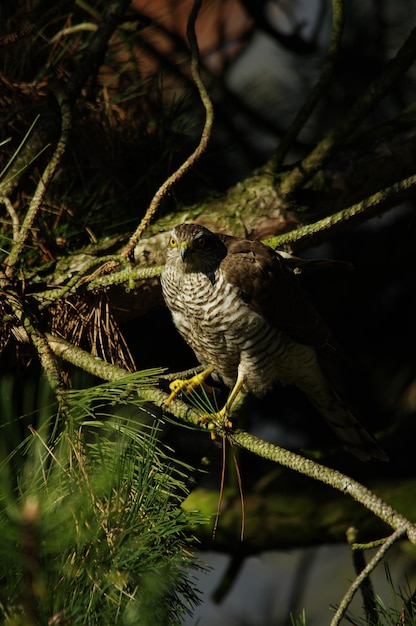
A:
[347,526,378,626]
[270,0,344,171]
[278,24,416,199]
[330,528,406,626]
[4,92,71,276]
[1,196,20,241]
[121,0,214,260]
[36,262,162,309]
[0,290,67,411]
[64,0,132,102]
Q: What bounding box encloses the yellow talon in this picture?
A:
[200,376,244,432]
[164,369,244,440]
[164,365,215,408]
[200,406,233,439]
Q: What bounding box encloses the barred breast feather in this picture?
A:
[162,261,286,394]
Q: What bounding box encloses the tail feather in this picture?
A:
[318,401,388,462]
[310,348,389,461]
[295,349,388,461]
[283,342,387,461]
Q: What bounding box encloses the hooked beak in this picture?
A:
[180,241,189,261]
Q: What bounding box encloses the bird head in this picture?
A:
[166,223,227,276]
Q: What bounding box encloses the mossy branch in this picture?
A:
[36,255,161,309]
[46,332,130,381]
[278,23,416,199]
[0,290,67,410]
[266,172,416,249]
[121,0,214,260]
[46,333,416,547]
[231,430,416,544]
[34,169,416,304]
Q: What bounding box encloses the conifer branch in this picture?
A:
[46,332,129,381]
[38,263,163,309]
[46,334,416,546]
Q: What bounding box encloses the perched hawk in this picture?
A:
[161,223,387,461]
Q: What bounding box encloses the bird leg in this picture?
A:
[203,376,245,432]
[164,365,215,408]
[164,368,245,438]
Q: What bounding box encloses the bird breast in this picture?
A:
[161,265,286,394]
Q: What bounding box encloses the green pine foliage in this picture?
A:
[0,373,204,625]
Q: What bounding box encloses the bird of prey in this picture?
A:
[160,223,387,461]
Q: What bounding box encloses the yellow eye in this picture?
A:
[169,236,177,248]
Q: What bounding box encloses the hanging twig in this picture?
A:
[121,0,214,260]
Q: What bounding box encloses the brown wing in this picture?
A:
[219,234,334,349]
